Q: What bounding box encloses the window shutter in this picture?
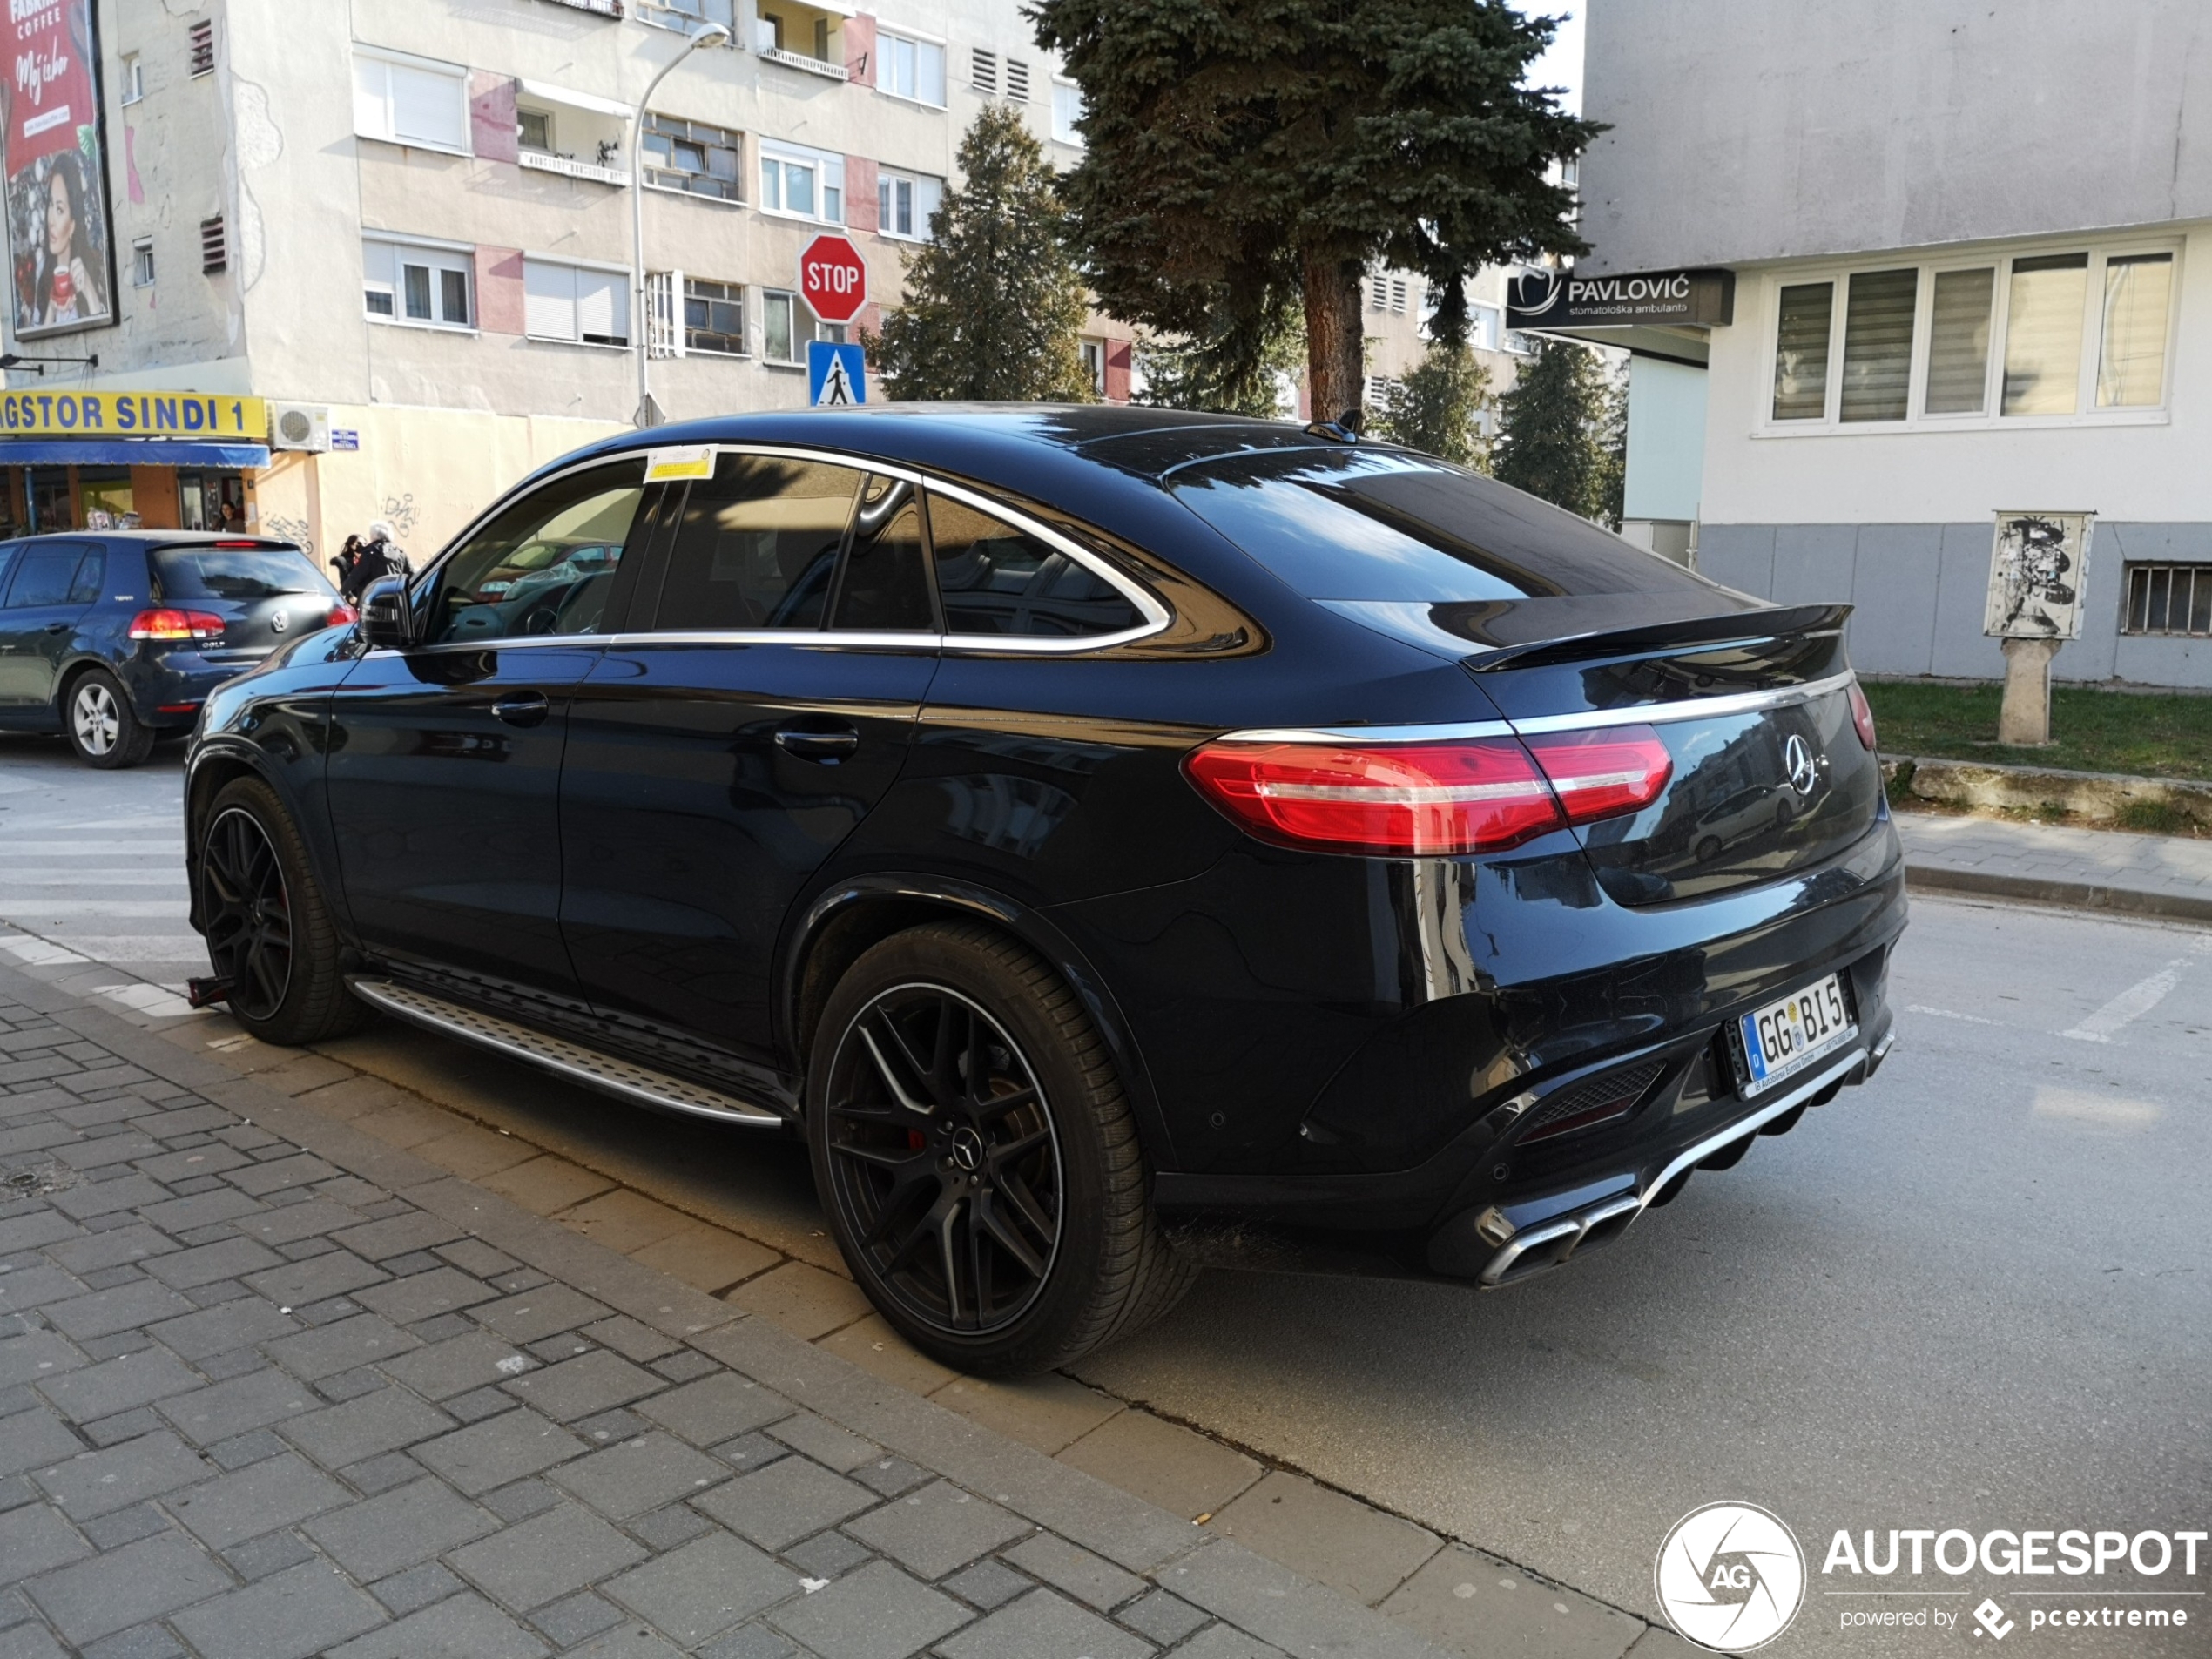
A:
[188,18,215,77]
[524,259,578,340]
[352,57,388,140]
[971,48,997,95]
[389,63,465,150]
[1004,58,1029,101]
[199,216,226,274]
[577,268,628,343]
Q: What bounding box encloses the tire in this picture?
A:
[808,921,1196,1376]
[1694,834,1723,863]
[197,776,369,1046]
[64,670,155,769]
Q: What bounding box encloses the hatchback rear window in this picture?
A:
[1170,448,1712,602]
[154,544,331,601]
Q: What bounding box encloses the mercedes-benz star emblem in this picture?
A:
[950,1126,985,1172]
[1783,733,1819,797]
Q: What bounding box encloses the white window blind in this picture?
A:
[353,52,469,152]
[1051,79,1082,144]
[524,258,628,346]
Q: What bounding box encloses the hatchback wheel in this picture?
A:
[65,671,154,769]
[198,778,368,1045]
[809,921,1195,1375]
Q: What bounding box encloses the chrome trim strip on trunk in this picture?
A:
[347,977,785,1128]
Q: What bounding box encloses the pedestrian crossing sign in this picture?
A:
[808,341,867,407]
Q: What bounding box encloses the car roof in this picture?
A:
[8,530,300,546]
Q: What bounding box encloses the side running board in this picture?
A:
[347,977,784,1129]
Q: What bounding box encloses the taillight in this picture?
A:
[1847,678,1878,751]
[327,602,359,627]
[1184,725,1674,857]
[126,608,226,642]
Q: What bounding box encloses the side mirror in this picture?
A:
[359,574,413,650]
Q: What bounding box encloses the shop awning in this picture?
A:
[0,440,272,468]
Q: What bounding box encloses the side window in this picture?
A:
[832,475,934,631]
[651,454,863,631]
[0,544,19,599]
[424,461,647,645]
[3,545,91,609]
[66,549,105,604]
[927,495,1145,638]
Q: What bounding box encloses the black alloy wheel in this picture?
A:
[199,806,294,1022]
[821,983,1063,1334]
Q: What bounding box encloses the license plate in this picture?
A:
[1735,974,1856,1096]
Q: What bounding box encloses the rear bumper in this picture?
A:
[117,653,251,726]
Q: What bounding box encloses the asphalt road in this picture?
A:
[5,733,2207,1654]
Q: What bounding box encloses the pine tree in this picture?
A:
[867,105,1094,402]
[1032,0,1595,421]
[1491,340,1618,522]
[1376,341,1492,467]
[1135,285,1306,417]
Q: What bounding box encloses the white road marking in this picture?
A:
[2060,935,2212,1043]
[1907,1003,2000,1025]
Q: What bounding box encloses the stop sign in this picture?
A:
[799,234,867,325]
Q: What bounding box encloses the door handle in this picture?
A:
[490,692,550,727]
[774,723,860,763]
[44,622,67,634]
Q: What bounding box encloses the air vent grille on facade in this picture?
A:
[188,18,214,77]
[1003,58,1029,101]
[971,48,997,95]
[199,215,226,274]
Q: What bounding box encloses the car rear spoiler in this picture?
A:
[1460,603,1851,673]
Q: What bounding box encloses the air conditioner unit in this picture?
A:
[269,402,331,452]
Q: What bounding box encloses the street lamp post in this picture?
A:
[631,20,731,428]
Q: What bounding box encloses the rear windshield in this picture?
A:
[1170,448,1713,602]
[154,544,330,601]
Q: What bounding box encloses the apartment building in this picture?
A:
[1358,264,1529,438]
[0,0,1128,560]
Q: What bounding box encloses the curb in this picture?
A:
[1884,752,2212,831]
[1905,861,2212,926]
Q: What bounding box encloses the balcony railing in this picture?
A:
[759,44,848,80]
[521,149,631,187]
[536,0,622,15]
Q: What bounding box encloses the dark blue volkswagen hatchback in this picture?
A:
[184,407,1905,1373]
[0,531,344,767]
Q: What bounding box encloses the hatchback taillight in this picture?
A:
[126,608,226,642]
[327,602,359,627]
[1846,678,1878,751]
[1183,726,1673,857]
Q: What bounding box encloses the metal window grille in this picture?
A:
[971,48,997,95]
[2122,563,2212,637]
[1004,57,1029,101]
[199,215,226,274]
[188,18,214,77]
[645,271,680,359]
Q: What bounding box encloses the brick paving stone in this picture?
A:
[629,1501,716,1551]
[471,1285,612,1345]
[0,1503,90,1584]
[329,1211,464,1263]
[222,1528,320,1581]
[1165,1626,1289,1659]
[414,1408,586,1496]
[706,1431,787,1474]
[0,1267,91,1317]
[366,1561,462,1617]
[844,1481,1030,1581]
[171,1556,385,1659]
[140,1189,264,1233]
[502,1351,661,1422]
[0,1213,79,1256]
[37,1347,199,1424]
[229,1200,360,1247]
[723,1262,873,1340]
[934,1375,1123,1458]
[81,1623,192,1659]
[546,1431,727,1518]
[852,1455,930,1500]
[34,1431,212,1521]
[352,1267,497,1325]
[145,1295,298,1361]
[1211,1471,1439,1608]
[261,1312,418,1381]
[530,1588,626,1646]
[1378,1541,1645,1659]
[281,1386,456,1471]
[567,1626,687,1659]
[447,1500,648,1612]
[337,1449,422,1496]
[23,1530,231,1648]
[169,1451,348,1550]
[0,1332,84,1389]
[158,1368,316,1447]
[134,1144,253,1184]
[636,1373,792,1447]
[228,1154,341,1197]
[604,1531,800,1646]
[303,1476,498,1581]
[1004,1532,1150,1612]
[327,1590,550,1659]
[579,1315,682,1365]
[937,1587,1156,1659]
[698,1456,876,1552]
[0,1406,100,1482]
[479,1156,617,1217]
[43,1225,164,1274]
[765,1412,880,1473]
[207,1426,288,1470]
[243,1249,385,1310]
[1057,1411,1264,1523]
[435,1238,520,1278]
[698,1626,799,1659]
[41,1281,194,1341]
[941,1558,1033,1613]
[80,1501,171,1548]
[784,1528,873,1581]
[1118,1589,1211,1646]
[448,1384,519,1424]
[51,1176,169,1221]
[143,1237,280,1290]
[767,1558,968,1659]
[558,1190,695,1255]
[482,1477,563,1522]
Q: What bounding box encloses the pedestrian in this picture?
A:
[336,521,409,604]
[329,534,365,596]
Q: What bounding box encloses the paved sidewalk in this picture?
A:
[1895,808,2212,924]
[0,961,1482,1659]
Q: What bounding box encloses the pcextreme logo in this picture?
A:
[1656,1501,1808,1652]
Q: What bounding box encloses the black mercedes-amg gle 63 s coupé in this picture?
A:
[185,406,1905,1373]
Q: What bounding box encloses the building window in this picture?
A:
[2123,564,2212,637]
[684,277,746,355]
[188,18,214,77]
[880,32,946,106]
[759,143,842,222]
[132,239,155,287]
[1051,78,1082,145]
[352,50,469,154]
[517,108,553,152]
[971,48,997,96]
[1079,337,1105,395]
[763,288,802,364]
[1769,244,2177,427]
[644,114,743,201]
[524,258,627,345]
[121,54,145,105]
[364,237,473,327]
[876,169,942,240]
[1467,303,1501,352]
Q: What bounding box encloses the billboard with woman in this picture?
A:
[3,0,116,340]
